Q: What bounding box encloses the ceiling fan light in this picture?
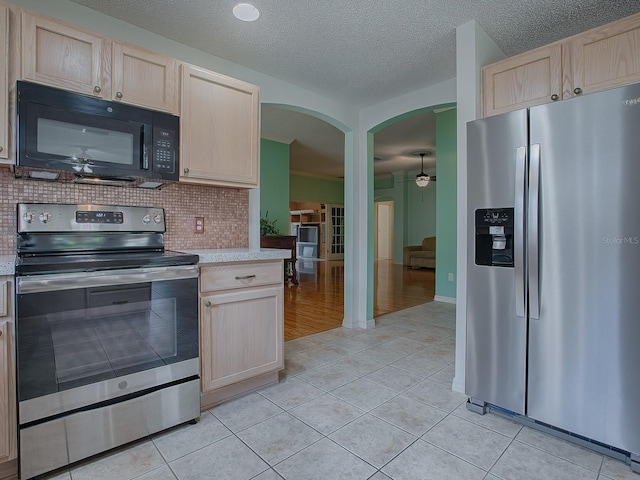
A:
[415,174,430,187]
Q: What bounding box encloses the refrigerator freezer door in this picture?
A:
[466,109,528,415]
[528,83,640,455]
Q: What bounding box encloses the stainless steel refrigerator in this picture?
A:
[466,82,640,469]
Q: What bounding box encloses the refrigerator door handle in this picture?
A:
[515,146,527,318]
[528,143,541,319]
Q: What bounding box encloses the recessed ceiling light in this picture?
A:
[233,3,260,22]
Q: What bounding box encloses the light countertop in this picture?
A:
[184,248,292,264]
[0,249,291,276]
[0,256,15,275]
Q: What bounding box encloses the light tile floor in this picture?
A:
[40,302,637,480]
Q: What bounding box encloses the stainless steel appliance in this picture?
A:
[466,82,640,472]
[15,203,200,479]
[17,81,179,182]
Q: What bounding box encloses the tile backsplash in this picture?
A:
[0,168,249,255]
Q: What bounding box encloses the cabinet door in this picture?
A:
[570,13,640,97]
[180,64,259,188]
[0,321,16,464]
[0,4,7,160]
[21,12,104,97]
[483,44,562,117]
[112,42,178,114]
[201,286,283,392]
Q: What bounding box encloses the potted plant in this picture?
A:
[260,211,281,236]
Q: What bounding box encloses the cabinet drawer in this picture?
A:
[200,261,282,292]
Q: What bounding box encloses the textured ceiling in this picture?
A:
[69,0,640,178]
[69,0,640,108]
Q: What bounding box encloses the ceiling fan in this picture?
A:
[373,150,436,188]
[414,151,435,187]
[387,151,436,186]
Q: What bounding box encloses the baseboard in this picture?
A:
[200,371,280,410]
[0,459,18,480]
[451,375,465,394]
[434,295,456,304]
[342,317,375,330]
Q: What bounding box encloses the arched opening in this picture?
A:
[259,103,350,340]
[368,104,457,320]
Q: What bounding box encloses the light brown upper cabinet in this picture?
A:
[483,44,563,117]
[483,13,640,117]
[570,13,640,97]
[0,4,8,161]
[180,64,260,188]
[21,11,178,114]
[110,42,178,113]
[21,11,104,97]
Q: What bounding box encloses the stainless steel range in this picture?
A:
[15,203,200,479]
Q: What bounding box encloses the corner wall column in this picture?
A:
[342,129,375,330]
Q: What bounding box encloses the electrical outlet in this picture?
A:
[448,272,454,282]
[194,217,204,234]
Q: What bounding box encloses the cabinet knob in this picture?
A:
[183,167,190,174]
[0,145,3,152]
[573,87,583,95]
[0,330,3,337]
[93,85,102,93]
[204,301,212,308]
[116,91,123,99]
[550,94,559,101]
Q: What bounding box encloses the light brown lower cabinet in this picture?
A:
[0,322,17,478]
[199,261,284,408]
[0,278,17,480]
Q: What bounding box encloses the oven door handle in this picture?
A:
[16,265,199,294]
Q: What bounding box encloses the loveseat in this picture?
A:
[403,237,436,269]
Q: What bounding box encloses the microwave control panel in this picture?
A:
[153,127,177,175]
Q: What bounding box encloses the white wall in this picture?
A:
[452,20,506,393]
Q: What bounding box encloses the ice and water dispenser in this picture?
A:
[475,208,514,267]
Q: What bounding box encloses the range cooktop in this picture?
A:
[15,249,199,275]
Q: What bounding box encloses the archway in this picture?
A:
[259,103,352,339]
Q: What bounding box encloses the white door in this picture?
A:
[376,202,393,259]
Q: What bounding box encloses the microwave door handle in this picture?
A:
[141,125,151,170]
[143,143,149,170]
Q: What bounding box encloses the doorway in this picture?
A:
[375,201,393,260]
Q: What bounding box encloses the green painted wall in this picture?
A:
[290,174,344,204]
[407,179,437,244]
[260,139,290,236]
[435,108,457,299]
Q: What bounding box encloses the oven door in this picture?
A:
[15,265,199,424]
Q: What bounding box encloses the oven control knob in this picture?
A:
[23,211,34,223]
[153,214,162,224]
[38,212,50,224]
[142,214,151,224]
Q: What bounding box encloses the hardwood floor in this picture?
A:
[284,259,435,341]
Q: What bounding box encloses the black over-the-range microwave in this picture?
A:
[17,81,179,182]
